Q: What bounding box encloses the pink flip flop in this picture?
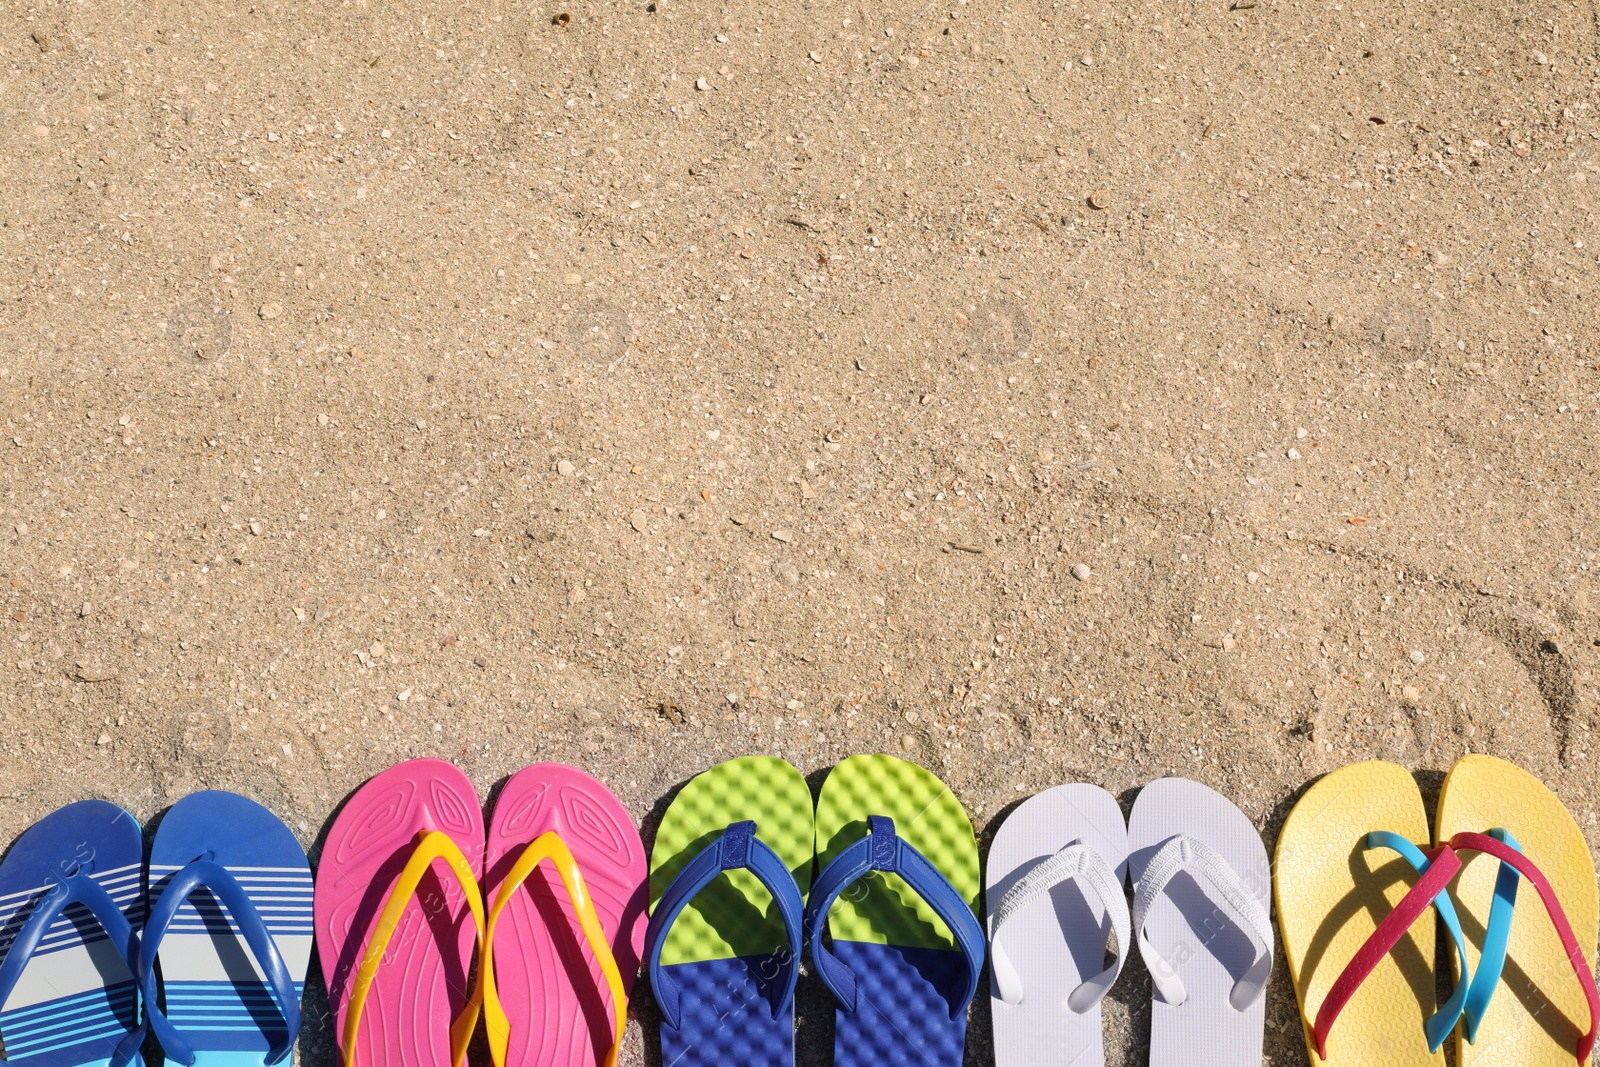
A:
[481,763,649,1067]
[314,758,488,1067]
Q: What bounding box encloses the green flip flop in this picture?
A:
[807,754,985,1067]
[644,756,813,1067]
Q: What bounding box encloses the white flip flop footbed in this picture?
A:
[987,784,1130,1067]
[1128,778,1274,1067]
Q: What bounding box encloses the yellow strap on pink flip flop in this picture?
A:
[341,829,487,1067]
[482,831,630,1067]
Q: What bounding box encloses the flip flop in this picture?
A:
[1436,754,1600,1067]
[643,756,813,1067]
[481,763,648,1067]
[139,791,312,1067]
[806,754,985,1067]
[987,783,1130,1067]
[314,758,487,1067]
[0,800,147,1067]
[1128,778,1273,1067]
[1279,760,1556,1066]
[1277,760,1463,1067]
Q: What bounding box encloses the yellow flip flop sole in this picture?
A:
[1275,760,1443,1067]
[1437,754,1599,1067]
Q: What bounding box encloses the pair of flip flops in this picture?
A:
[1279,753,1600,1067]
[987,778,1274,1067]
[314,758,648,1067]
[0,792,311,1067]
[645,754,985,1067]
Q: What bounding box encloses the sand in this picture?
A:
[1,0,1597,1060]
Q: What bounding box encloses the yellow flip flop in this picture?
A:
[1275,761,1444,1067]
[1437,754,1600,1067]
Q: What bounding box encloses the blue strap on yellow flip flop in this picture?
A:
[1457,828,1523,1043]
[1365,827,1522,1049]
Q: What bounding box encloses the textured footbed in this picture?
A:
[1436,753,1599,1067]
[1128,778,1273,1067]
[313,758,485,1067]
[651,955,799,1067]
[986,784,1129,1067]
[648,756,814,1067]
[649,756,813,964]
[1275,760,1441,1067]
[485,763,647,1067]
[814,754,980,1067]
[814,754,979,949]
[0,800,145,1067]
[148,790,312,1067]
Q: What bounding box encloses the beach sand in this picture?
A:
[1,0,1597,1060]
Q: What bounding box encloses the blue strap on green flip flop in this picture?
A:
[1364,827,1521,1049]
[809,755,984,1067]
[645,756,815,1067]
[804,815,984,1019]
[645,820,804,1031]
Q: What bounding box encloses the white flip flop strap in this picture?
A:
[989,842,1130,1012]
[1131,834,1273,1010]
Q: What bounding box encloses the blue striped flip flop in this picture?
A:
[138,791,312,1067]
[0,799,147,1067]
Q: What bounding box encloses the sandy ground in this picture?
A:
[2,0,1599,1061]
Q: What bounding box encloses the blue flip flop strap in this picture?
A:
[803,815,985,1021]
[1364,831,1470,1051]
[1461,827,1522,1042]
[643,820,804,1031]
[135,858,303,1067]
[0,871,146,1067]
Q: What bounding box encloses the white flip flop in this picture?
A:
[1127,778,1274,1067]
[987,783,1130,1067]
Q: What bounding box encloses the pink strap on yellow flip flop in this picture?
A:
[482,831,630,1067]
[1315,835,1600,1067]
[1312,844,1461,1058]
[1447,832,1600,1066]
[341,830,488,1067]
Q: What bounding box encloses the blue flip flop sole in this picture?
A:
[830,942,970,1067]
[657,955,796,1066]
[0,800,145,1067]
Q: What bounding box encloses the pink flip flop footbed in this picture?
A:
[314,758,487,1067]
[483,763,649,1067]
